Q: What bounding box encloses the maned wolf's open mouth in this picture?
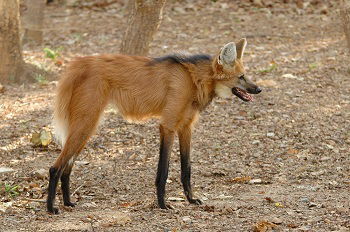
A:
[232,87,253,102]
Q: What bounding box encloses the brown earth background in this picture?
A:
[0,0,349,231]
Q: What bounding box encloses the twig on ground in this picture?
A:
[23,198,46,203]
[71,184,84,196]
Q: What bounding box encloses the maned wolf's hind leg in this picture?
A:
[178,126,202,205]
[47,92,108,214]
[47,125,96,214]
[47,160,75,213]
[156,125,175,209]
[60,162,75,207]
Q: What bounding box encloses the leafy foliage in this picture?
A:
[43,47,61,60]
[2,183,20,198]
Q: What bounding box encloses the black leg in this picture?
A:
[179,127,202,205]
[61,163,76,207]
[155,125,174,209]
[46,118,96,214]
[47,167,62,214]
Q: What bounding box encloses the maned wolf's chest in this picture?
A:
[194,91,216,112]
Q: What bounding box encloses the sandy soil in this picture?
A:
[1,0,349,231]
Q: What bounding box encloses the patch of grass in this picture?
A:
[2,183,20,198]
[308,63,318,70]
[43,47,62,60]
[258,62,278,74]
[34,74,48,85]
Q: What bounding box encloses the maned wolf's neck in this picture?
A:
[150,53,216,111]
[182,59,216,111]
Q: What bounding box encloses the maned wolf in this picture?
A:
[47,38,262,214]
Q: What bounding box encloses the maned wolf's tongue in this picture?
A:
[232,87,254,102]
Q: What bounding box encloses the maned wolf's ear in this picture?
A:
[218,42,237,66]
[236,38,247,60]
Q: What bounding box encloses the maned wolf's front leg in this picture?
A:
[156,125,175,209]
[178,126,202,205]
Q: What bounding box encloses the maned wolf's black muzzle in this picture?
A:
[247,87,262,94]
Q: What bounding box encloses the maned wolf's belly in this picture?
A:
[113,104,162,123]
[110,88,165,123]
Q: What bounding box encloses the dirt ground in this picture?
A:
[1,0,350,231]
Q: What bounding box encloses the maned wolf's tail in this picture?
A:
[53,65,81,147]
[53,59,110,147]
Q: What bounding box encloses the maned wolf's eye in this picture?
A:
[239,75,245,80]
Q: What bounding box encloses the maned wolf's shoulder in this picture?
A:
[149,54,212,65]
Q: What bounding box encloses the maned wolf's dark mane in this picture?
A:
[150,54,212,65]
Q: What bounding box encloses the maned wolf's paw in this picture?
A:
[189,198,203,205]
[48,207,59,215]
[64,201,76,207]
[159,203,174,210]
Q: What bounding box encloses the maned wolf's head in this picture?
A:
[213,38,261,102]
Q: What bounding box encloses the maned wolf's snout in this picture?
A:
[231,84,261,102]
[247,86,262,94]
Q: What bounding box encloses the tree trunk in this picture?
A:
[120,0,166,56]
[341,0,350,54]
[22,0,45,44]
[0,0,24,83]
